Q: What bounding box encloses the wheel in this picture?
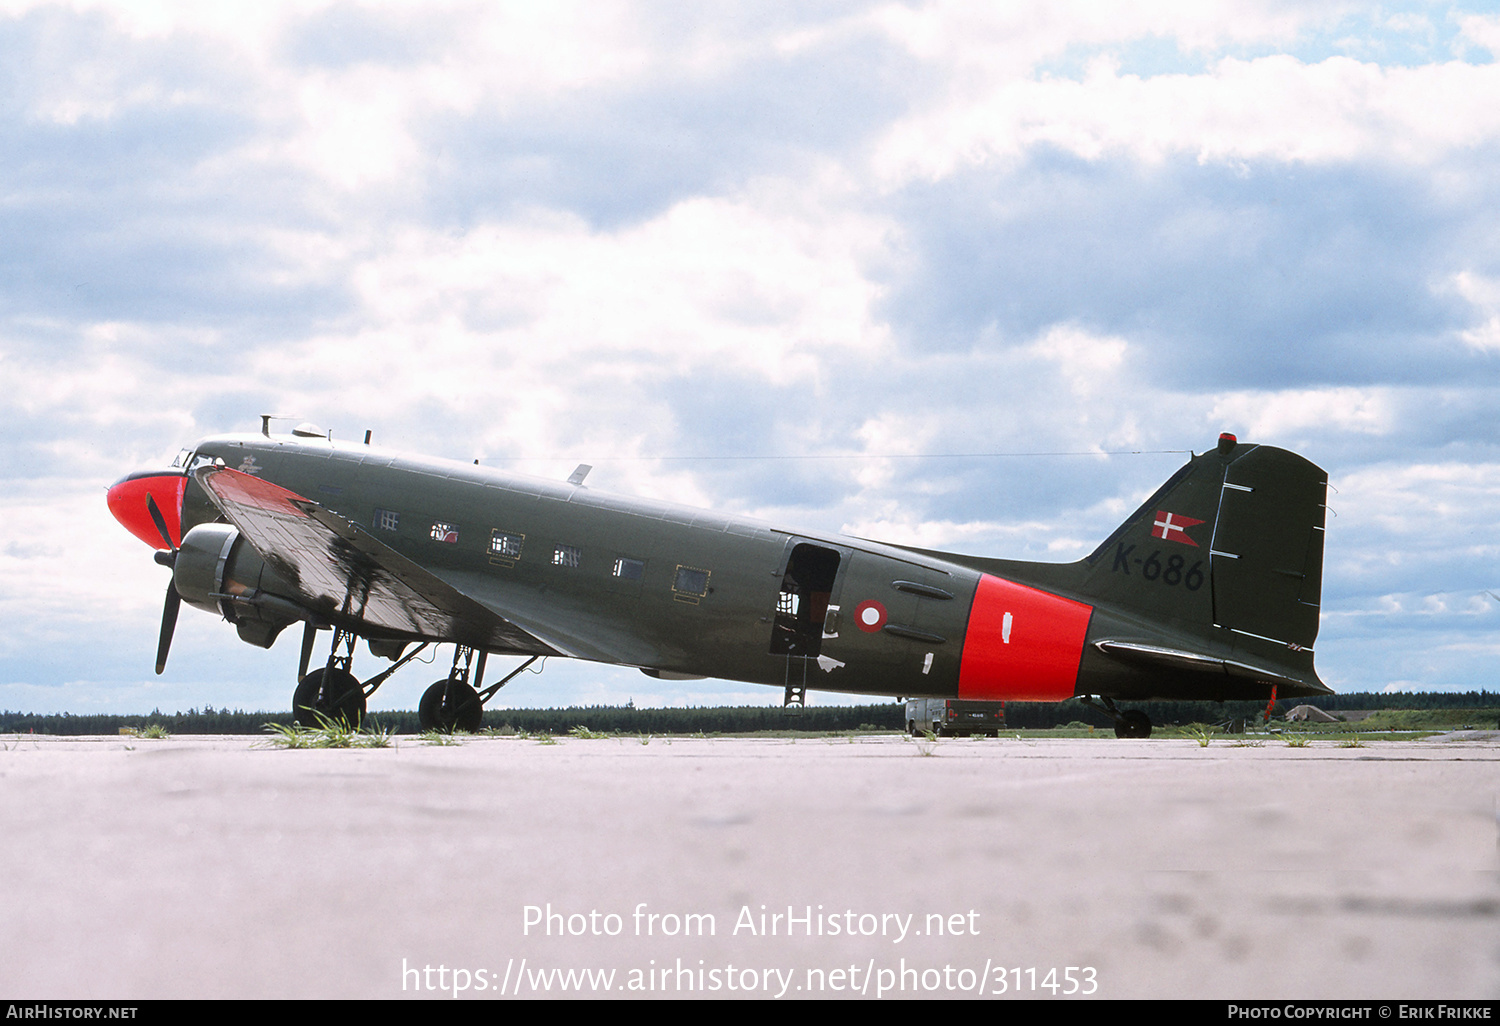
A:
[1114,709,1152,739]
[293,667,366,728]
[419,678,484,733]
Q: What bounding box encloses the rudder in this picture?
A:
[1206,443,1326,651]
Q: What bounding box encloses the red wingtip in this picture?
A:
[107,472,187,550]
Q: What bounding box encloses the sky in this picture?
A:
[4,0,1500,715]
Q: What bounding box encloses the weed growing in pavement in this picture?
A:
[1181,724,1216,748]
[906,729,939,756]
[261,713,393,749]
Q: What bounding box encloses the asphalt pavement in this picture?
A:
[2,730,1495,1000]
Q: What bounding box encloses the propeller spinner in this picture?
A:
[107,470,191,673]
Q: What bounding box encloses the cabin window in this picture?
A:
[613,557,645,580]
[374,508,399,532]
[673,565,710,597]
[490,530,524,559]
[553,544,581,568]
[430,521,459,544]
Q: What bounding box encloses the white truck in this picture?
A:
[905,698,1006,737]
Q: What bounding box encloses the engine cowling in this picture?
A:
[173,523,304,648]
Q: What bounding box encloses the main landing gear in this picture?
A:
[1080,696,1154,739]
[291,624,429,728]
[418,647,540,733]
[420,647,486,733]
[290,624,541,732]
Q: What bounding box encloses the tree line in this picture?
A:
[2,691,1496,735]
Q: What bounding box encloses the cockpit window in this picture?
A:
[172,450,219,474]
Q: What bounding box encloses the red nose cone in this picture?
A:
[107,472,187,550]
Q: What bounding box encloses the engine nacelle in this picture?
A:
[173,523,305,648]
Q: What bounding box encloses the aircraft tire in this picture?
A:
[419,679,484,733]
[293,668,366,728]
[1114,710,1152,739]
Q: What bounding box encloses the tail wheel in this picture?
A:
[1114,709,1152,739]
[293,668,366,728]
[419,678,484,733]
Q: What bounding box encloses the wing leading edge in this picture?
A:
[195,467,561,656]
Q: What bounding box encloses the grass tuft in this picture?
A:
[120,724,171,739]
[260,713,393,749]
[1180,723,1216,747]
[906,729,939,756]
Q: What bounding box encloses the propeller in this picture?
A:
[146,493,181,675]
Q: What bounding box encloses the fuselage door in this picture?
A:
[769,541,843,658]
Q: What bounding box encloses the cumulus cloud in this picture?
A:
[1449,271,1500,352]
[875,53,1500,186]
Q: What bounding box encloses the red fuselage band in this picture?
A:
[957,574,1092,701]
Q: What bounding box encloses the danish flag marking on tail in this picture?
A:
[1152,510,1204,547]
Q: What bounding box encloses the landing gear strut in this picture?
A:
[418,646,540,732]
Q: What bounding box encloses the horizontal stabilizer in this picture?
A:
[1093,639,1331,693]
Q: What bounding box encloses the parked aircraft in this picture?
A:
[107,425,1330,737]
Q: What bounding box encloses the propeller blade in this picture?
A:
[145,492,176,553]
[155,583,181,675]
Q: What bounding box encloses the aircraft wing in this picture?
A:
[194,467,564,656]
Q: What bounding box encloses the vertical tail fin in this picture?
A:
[1079,434,1327,651]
